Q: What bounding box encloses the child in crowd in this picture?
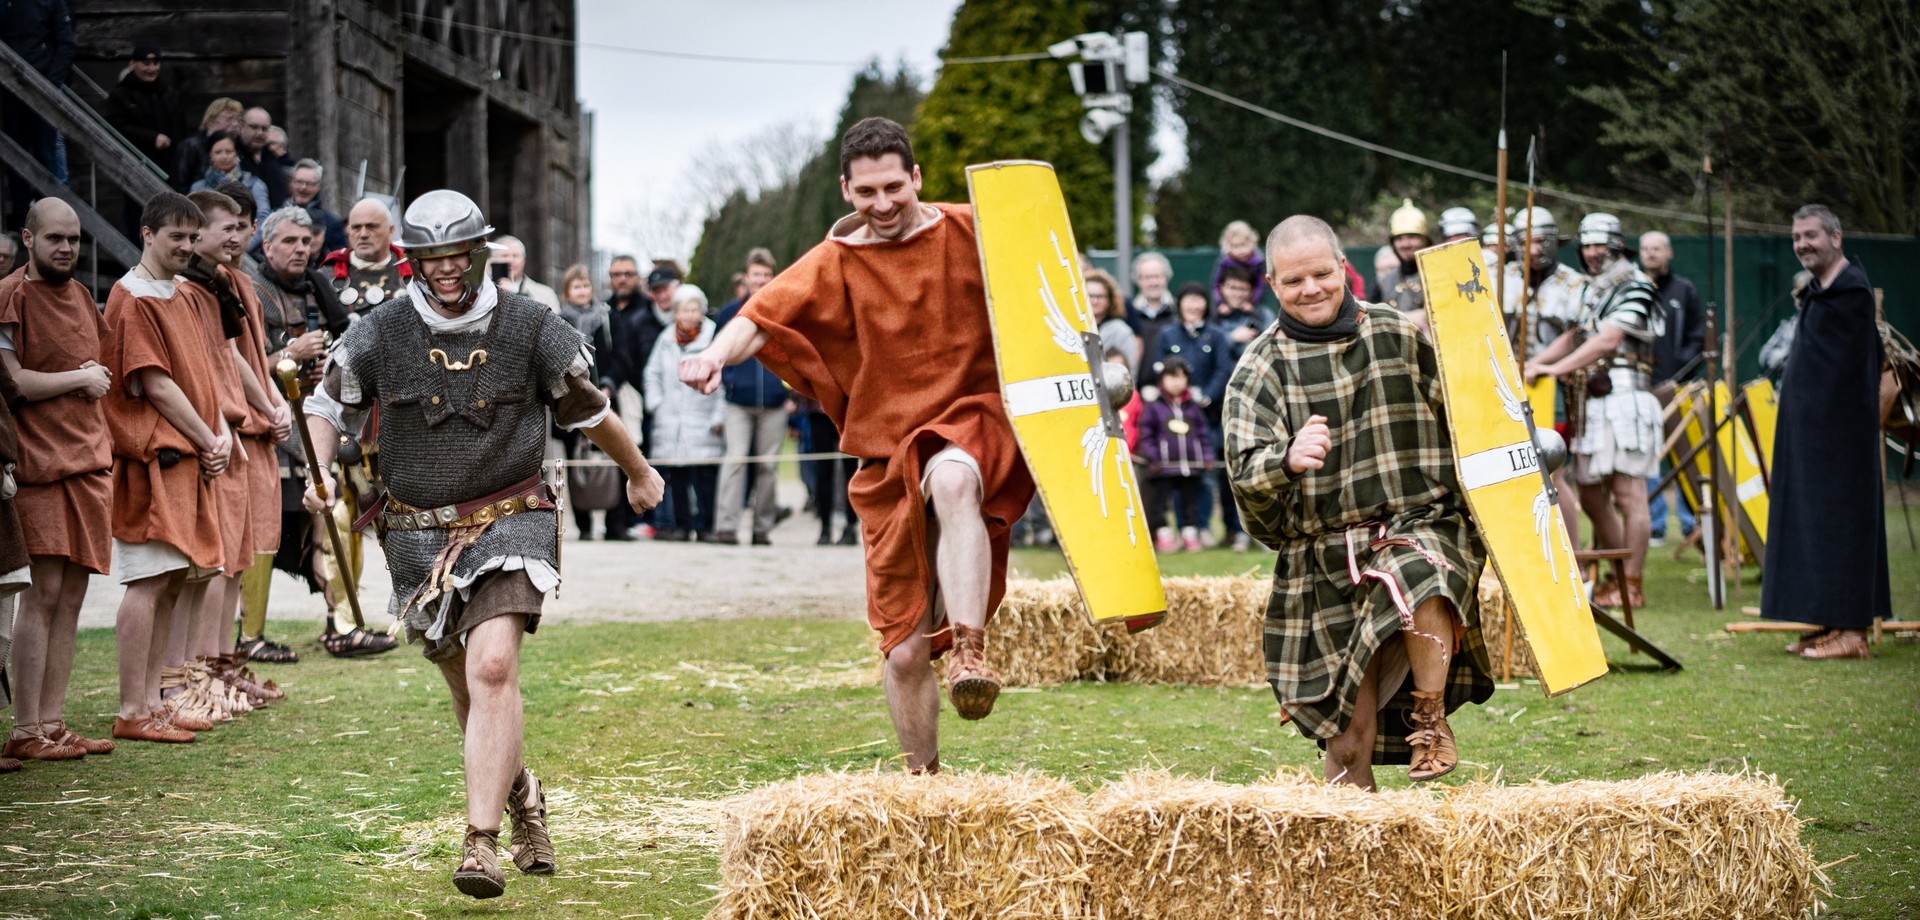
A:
[1210,219,1267,308]
[1135,358,1212,552]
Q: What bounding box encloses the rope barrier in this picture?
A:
[560,450,855,468]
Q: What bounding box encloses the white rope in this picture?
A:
[562,450,855,469]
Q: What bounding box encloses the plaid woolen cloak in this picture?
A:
[1225,303,1493,765]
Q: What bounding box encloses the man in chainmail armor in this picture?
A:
[302,190,664,899]
[1525,213,1663,610]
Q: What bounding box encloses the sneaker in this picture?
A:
[1181,527,1204,552]
[1154,527,1177,553]
[1231,533,1251,552]
[1648,533,1667,547]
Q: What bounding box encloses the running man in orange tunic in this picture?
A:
[101,192,232,744]
[0,199,118,761]
[680,118,1035,774]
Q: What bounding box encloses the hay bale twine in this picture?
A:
[1102,576,1269,686]
[710,770,1096,920]
[1085,771,1450,919]
[1442,772,1821,920]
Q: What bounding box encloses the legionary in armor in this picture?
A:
[1501,206,1586,358]
[1480,212,1510,271]
[1524,212,1663,610]
[1370,198,1433,334]
[1437,206,1478,243]
[302,190,663,899]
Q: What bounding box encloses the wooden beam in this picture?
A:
[286,0,340,207]
[0,41,171,201]
[0,132,142,267]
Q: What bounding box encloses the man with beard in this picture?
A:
[0,199,117,760]
[302,189,664,897]
[1369,199,1432,335]
[681,118,1036,775]
[1226,215,1491,788]
[249,206,382,656]
[1525,214,1662,610]
[101,192,227,744]
[1761,205,1890,659]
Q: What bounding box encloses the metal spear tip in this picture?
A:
[1535,427,1568,474]
[1100,361,1135,410]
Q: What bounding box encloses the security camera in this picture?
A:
[1080,108,1127,145]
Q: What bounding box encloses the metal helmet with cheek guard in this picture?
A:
[1388,198,1430,242]
[1577,212,1626,252]
[1438,206,1479,241]
[1481,213,1511,248]
[398,189,495,309]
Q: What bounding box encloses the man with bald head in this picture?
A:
[1225,214,1492,790]
[489,235,560,311]
[1637,230,1703,546]
[0,199,120,760]
[321,198,410,316]
[239,106,289,208]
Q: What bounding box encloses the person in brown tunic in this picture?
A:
[680,118,1035,775]
[0,199,119,761]
[1,325,32,773]
[102,192,231,744]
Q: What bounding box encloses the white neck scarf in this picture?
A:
[406,278,498,334]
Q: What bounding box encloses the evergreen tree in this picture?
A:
[912,0,1117,247]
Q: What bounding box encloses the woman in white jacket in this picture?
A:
[643,284,726,541]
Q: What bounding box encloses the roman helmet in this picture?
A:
[1388,198,1431,243]
[1438,206,1479,241]
[1481,212,1511,249]
[1512,206,1559,268]
[398,189,494,310]
[1577,212,1626,252]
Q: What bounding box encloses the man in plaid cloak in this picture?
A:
[1225,215,1494,789]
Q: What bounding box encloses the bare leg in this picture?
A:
[1553,468,1581,551]
[437,653,473,732]
[1580,480,1624,553]
[882,605,940,773]
[1608,473,1652,578]
[116,572,185,720]
[926,465,989,630]
[12,558,66,732]
[1406,597,1458,692]
[164,580,211,670]
[456,614,526,852]
[35,559,90,727]
[1323,653,1381,790]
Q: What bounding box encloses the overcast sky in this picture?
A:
[576,0,964,263]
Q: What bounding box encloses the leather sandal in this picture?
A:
[946,623,1002,721]
[235,635,299,664]
[1785,629,1831,654]
[322,624,399,658]
[161,694,217,732]
[507,767,556,875]
[1406,690,1459,782]
[3,723,86,761]
[112,713,195,744]
[453,825,506,899]
[1801,630,1871,660]
[52,722,114,755]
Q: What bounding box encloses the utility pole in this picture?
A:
[1053,30,1148,297]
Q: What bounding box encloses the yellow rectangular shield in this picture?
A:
[966,161,1167,630]
[1417,239,1608,696]
[1742,378,1778,478]
[1670,381,1768,563]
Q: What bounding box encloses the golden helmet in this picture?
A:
[1388,198,1430,241]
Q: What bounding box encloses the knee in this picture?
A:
[1325,722,1376,770]
[884,636,931,681]
[468,653,518,695]
[925,465,979,518]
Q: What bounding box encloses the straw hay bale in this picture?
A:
[1101,576,1270,685]
[1477,567,1537,680]
[1084,771,1451,919]
[711,770,1819,920]
[984,578,1110,685]
[988,575,1269,688]
[710,770,1097,920]
[1441,771,1821,920]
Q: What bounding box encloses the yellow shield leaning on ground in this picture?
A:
[1742,377,1778,477]
[1417,239,1608,696]
[966,161,1167,629]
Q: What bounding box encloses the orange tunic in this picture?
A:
[181,276,255,574]
[225,266,282,553]
[101,273,226,572]
[742,203,1034,656]
[0,267,115,573]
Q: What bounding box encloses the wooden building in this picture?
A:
[20,0,590,282]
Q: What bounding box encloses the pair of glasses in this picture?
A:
[609,270,638,277]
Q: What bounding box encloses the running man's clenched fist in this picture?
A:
[1285,414,1331,475]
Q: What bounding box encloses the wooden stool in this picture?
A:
[1575,548,1635,629]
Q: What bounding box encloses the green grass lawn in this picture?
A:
[2,520,1915,919]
